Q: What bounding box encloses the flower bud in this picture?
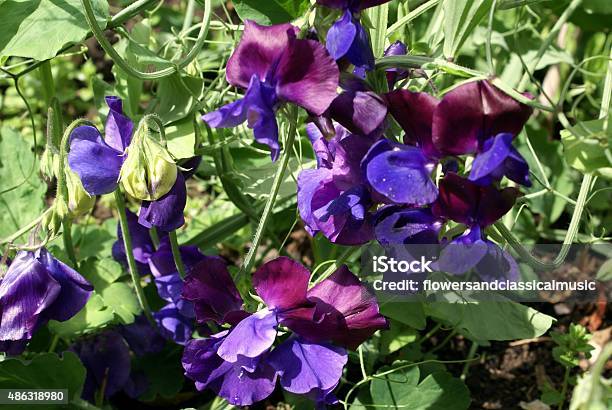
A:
[65,166,95,216]
[40,147,60,181]
[119,126,177,201]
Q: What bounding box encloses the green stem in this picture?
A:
[63,218,78,268]
[182,0,196,32]
[461,341,479,380]
[114,190,155,326]
[517,0,582,91]
[81,0,211,80]
[239,107,298,276]
[169,231,187,279]
[149,227,160,248]
[386,0,439,37]
[39,61,55,107]
[558,366,571,410]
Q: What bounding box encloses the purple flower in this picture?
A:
[318,0,392,72]
[362,138,438,206]
[326,75,388,136]
[384,40,408,89]
[68,97,133,195]
[0,248,92,354]
[112,209,157,275]
[433,173,520,279]
[138,172,187,232]
[182,256,384,406]
[203,21,339,161]
[70,331,132,401]
[119,315,165,356]
[374,205,442,245]
[298,124,376,245]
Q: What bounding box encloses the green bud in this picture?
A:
[40,147,60,181]
[65,166,95,216]
[119,125,177,201]
[43,201,67,237]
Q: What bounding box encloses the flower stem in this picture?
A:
[169,230,187,279]
[114,190,155,326]
[239,106,298,277]
[63,218,78,268]
[81,0,211,80]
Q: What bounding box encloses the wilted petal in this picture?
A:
[275,37,340,116]
[104,96,133,152]
[71,331,131,401]
[269,337,347,394]
[385,90,439,158]
[182,258,243,324]
[374,206,441,245]
[139,172,187,232]
[326,10,357,60]
[68,125,123,195]
[217,309,278,362]
[253,257,310,310]
[363,139,438,206]
[154,304,193,345]
[226,20,298,89]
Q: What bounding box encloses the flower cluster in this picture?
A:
[181,256,387,406]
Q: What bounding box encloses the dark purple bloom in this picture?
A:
[71,331,131,401]
[298,124,375,245]
[469,133,532,187]
[362,138,438,206]
[203,21,339,161]
[181,256,382,406]
[327,75,387,136]
[68,97,133,195]
[374,205,442,245]
[154,304,194,345]
[384,40,408,89]
[119,315,165,356]
[318,0,392,72]
[138,172,187,232]
[433,173,520,279]
[0,248,92,354]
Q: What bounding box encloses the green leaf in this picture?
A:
[0,126,45,241]
[380,301,427,330]
[426,294,554,342]
[370,365,470,410]
[232,0,310,25]
[443,0,493,58]
[134,348,185,401]
[0,0,109,60]
[561,119,612,178]
[166,118,197,159]
[155,74,203,124]
[99,282,142,324]
[379,321,418,355]
[0,352,86,405]
[48,293,115,337]
[596,259,612,281]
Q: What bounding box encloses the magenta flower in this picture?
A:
[181,256,387,406]
[203,21,339,161]
[0,248,92,355]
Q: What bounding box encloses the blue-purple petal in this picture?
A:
[104,96,133,152]
[217,309,278,362]
[326,10,357,60]
[138,172,187,232]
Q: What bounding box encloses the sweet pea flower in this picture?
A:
[373,205,442,245]
[0,248,92,355]
[318,0,392,72]
[112,209,157,275]
[433,173,520,280]
[203,21,339,161]
[298,123,376,245]
[181,257,387,406]
[384,40,409,89]
[386,80,533,187]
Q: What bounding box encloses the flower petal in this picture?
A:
[326,10,357,60]
[226,20,298,88]
[385,90,439,158]
[374,206,441,245]
[475,240,520,282]
[469,133,513,183]
[182,258,243,324]
[217,309,278,362]
[269,337,347,394]
[344,19,375,71]
[328,90,387,136]
[112,209,156,272]
[154,304,193,345]
[104,96,133,152]
[275,36,339,116]
[68,125,123,195]
[253,257,310,310]
[363,139,438,206]
[298,168,333,236]
[139,172,187,232]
